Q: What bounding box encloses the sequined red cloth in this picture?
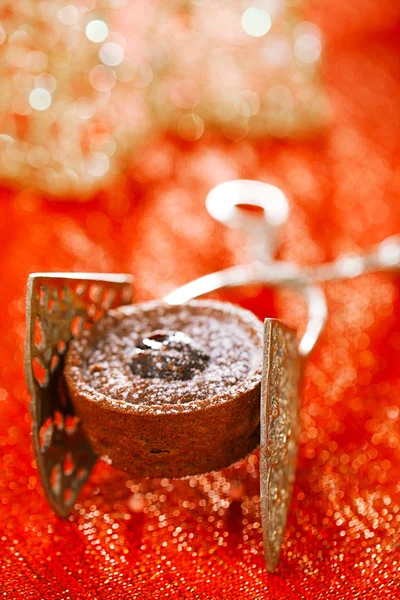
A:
[2,3,400,598]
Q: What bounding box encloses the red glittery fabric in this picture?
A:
[2,2,400,598]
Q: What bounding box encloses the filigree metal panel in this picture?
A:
[25,273,133,517]
[260,319,301,572]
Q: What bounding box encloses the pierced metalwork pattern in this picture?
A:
[25,273,133,517]
[260,319,301,572]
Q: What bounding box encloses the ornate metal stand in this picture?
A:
[24,179,400,571]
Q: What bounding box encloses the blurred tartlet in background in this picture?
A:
[0,0,326,199]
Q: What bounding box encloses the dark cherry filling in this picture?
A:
[130,330,210,381]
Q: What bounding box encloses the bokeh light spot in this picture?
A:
[73,97,96,120]
[239,90,260,116]
[58,5,80,25]
[177,114,204,141]
[86,153,109,177]
[241,8,271,38]
[132,63,153,88]
[294,34,321,63]
[294,22,322,63]
[89,65,116,91]
[99,42,124,67]
[86,20,109,43]
[27,146,50,169]
[29,88,52,111]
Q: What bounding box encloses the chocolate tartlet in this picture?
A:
[64,300,263,478]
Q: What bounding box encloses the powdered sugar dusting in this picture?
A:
[65,300,263,410]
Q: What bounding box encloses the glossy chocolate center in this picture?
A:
[130,330,210,381]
